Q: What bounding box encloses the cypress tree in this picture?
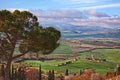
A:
[1,64,5,78]
[80,69,83,75]
[17,67,25,80]
[65,69,69,76]
[21,67,26,80]
[11,65,14,80]
[14,68,18,80]
[117,66,120,75]
[17,67,21,80]
[48,70,52,80]
[52,70,55,80]
[39,65,42,80]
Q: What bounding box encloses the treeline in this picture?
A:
[0,63,71,80]
[0,63,120,80]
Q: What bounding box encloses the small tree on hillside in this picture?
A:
[0,10,61,80]
[39,65,42,80]
[65,69,69,76]
[0,64,5,78]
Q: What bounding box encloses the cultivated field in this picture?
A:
[14,38,120,74]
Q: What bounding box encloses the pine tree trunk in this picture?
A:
[5,60,12,80]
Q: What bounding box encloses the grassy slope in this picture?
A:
[53,41,73,54]
[15,39,120,74]
[22,59,115,73]
[14,41,73,55]
[98,40,120,44]
[81,39,120,44]
[80,49,120,64]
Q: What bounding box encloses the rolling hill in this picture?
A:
[41,22,120,38]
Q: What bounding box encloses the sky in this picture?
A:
[0,0,120,27]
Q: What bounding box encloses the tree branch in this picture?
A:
[5,32,13,45]
[9,31,21,59]
[0,39,7,54]
[0,46,6,54]
[12,51,28,60]
[0,46,8,59]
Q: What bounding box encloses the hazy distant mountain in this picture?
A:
[103,28,120,38]
[41,22,107,32]
[40,22,120,38]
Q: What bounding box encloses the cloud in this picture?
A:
[30,9,86,18]
[7,8,29,12]
[32,9,120,27]
[69,0,100,4]
[70,17,120,27]
[79,3,120,10]
[86,10,109,17]
[6,8,120,28]
[57,0,120,10]
[29,9,87,23]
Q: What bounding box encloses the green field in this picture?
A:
[81,39,120,44]
[14,39,120,74]
[52,41,73,54]
[80,49,120,64]
[21,59,115,74]
[97,39,120,44]
[14,41,73,55]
